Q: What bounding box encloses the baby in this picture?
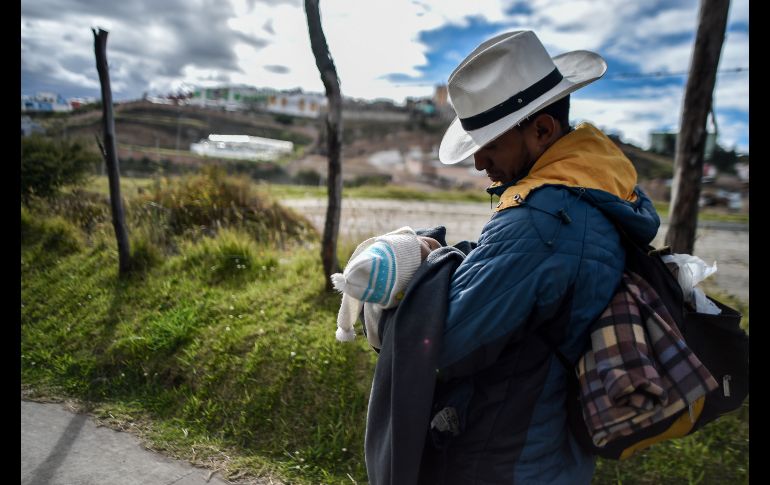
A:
[331,226,441,349]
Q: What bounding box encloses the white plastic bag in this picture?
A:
[661,253,721,315]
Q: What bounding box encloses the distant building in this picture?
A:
[145,96,176,105]
[21,115,45,136]
[68,97,98,109]
[21,92,73,113]
[265,92,326,118]
[188,85,274,111]
[433,84,456,120]
[649,131,717,160]
[434,85,448,107]
[367,149,404,170]
[190,134,293,161]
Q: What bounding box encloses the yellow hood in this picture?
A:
[493,122,638,211]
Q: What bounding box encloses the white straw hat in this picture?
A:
[439,30,607,165]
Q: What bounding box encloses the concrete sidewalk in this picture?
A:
[21,399,240,485]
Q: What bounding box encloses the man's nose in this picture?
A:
[474,152,489,171]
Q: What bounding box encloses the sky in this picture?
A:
[21,0,749,153]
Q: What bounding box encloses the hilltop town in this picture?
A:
[21,85,748,212]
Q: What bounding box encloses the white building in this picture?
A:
[190,134,293,162]
[188,85,273,111]
[21,92,73,112]
[265,92,326,118]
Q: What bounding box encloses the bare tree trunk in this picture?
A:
[304,0,343,289]
[665,0,730,254]
[93,28,132,276]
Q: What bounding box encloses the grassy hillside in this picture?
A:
[37,100,317,152]
[22,170,370,483]
[611,136,676,180]
[77,176,749,224]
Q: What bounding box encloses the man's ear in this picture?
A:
[521,113,562,158]
[533,114,556,138]
[531,113,562,148]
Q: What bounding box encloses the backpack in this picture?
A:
[543,229,749,460]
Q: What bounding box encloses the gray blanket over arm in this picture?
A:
[364,244,467,485]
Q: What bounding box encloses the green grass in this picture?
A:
[21,171,749,484]
[76,175,158,198]
[653,201,749,224]
[80,177,749,224]
[268,184,748,222]
[22,208,375,484]
[262,182,491,203]
[84,176,492,203]
[116,114,210,129]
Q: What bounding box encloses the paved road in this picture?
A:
[282,198,749,303]
[21,400,247,485]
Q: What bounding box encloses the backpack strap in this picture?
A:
[537,328,574,373]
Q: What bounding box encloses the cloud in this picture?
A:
[714,71,749,113]
[720,29,749,70]
[21,0,266,98]
[264,64,290,74]
[573,84,686,148]
[576,78,748,152]
[20,0,748,152]
[220,0,514,99]
[263,19,275,35]
[526,0,648,52]
[728,0,749,24]
[713,111,749,153]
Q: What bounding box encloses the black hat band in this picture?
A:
[459,68,564,131]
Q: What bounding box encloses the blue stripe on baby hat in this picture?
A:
[363,242,396,305]
[381,242,397,305]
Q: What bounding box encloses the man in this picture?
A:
[427,30,661,483]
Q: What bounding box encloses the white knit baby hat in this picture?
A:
[331,226,423,344]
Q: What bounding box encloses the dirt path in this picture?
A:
[282,198,749,303]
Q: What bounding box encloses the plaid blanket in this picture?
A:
[576,271,718,447]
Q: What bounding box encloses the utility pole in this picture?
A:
[175,106,182,152]
[93,27,132,276]
[305,0,343,288]
[665,0,731,254]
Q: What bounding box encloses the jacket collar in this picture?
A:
[487,123,638,211]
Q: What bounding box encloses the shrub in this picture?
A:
[21,207,83,260]
[128,232,164,273]
[179,228,278,286]
[140,167,317,245]
[273,113,294,125]
[21,135,101,204]
[293,169,323,186]
[45,189,112,233]
[345,174,392,187]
